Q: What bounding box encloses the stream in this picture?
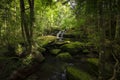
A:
[27,55,75,80]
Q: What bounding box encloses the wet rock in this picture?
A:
[50,49,61,55]
[66,66,93,80]
[32,51,45,63]
[60,41,84,55]
[86,58,98,66]
[56,52,72,61]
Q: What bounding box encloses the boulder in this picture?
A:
[37,35,57,47]
[50,49,61,55]
[60,41,84,55]
[32,51,45,63]
[56,52,72,61]
[66,66,92,80]
[86,58,98,66]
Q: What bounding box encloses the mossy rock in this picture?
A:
[37,47,46,53]
[55,41,70,46]
[83,49,89,54]
[56,52,72,61]
[86,58,98,66]
[50,49,61,55]
[60,41,84,55]
[32,51,45,63]
[37,35,56,47]
[64,31,80,38]
[66,66,93,80]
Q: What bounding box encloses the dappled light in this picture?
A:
[0,0,120,80]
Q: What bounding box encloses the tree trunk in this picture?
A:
[109,14,120,80]
[19,0,34,56]
[28,0,35,53]
[115,15,120,41]
[98,1,106,80]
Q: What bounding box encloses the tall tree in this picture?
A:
[19,0,35,56]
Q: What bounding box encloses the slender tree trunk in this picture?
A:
[98,1,106,80]
[28,0,35,52]
[19,0,35,56]
[110,14,116,40]
[20,0,32,55]
[109,0,120,79]
[20,0,26,42]
[115,15,120,41]
[0,24,1,43]
[109,14,120,80]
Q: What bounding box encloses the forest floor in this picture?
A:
[0,34,99,80]
[23,35,99,80]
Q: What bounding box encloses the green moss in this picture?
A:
[37,47,46,53]
[56,52,72,60]
[37,35,56,46]
[50,49,61,55]
[86,58,98,66]
[60,41,84,54]
[66,66,93,80]
[83,49,89,53]
[32,51,45,63]
[22,54,33,65]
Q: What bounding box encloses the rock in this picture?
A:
[50,49,61,55]
[82,49,89,54]
[37,35,57,47]
[37,47,46,53]
[66,66,93,80]
[32,51,45,63]
[86,58,98,66]
[56,52,72,61]
[60,41,84,55]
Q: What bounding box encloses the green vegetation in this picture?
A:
[66,66,93,80]
[56,52,72,60]
[50,49,61,55]
[0,0,120,80]
[60,41,85,55]
[86,58,99,66]
[37,35,56,47]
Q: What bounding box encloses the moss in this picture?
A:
[83,49,89,53]
[22,54,33,65]
[32,51,45,63]
[50,49,61,55]
[60,41,84,55]
[37,35,56,47]
[66,66,93,80]
[86,58,98,66]
[37,47,46,53]
[56,52,72,60]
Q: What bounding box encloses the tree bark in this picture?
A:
[98,1,106,80]
[28,0,35,52]
[19,0,34,56]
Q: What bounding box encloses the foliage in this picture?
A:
[22,54,33,65]
[34,1,77,36]
[0,0,120,79]
[66,66,93,80]
[0,0,21,45]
